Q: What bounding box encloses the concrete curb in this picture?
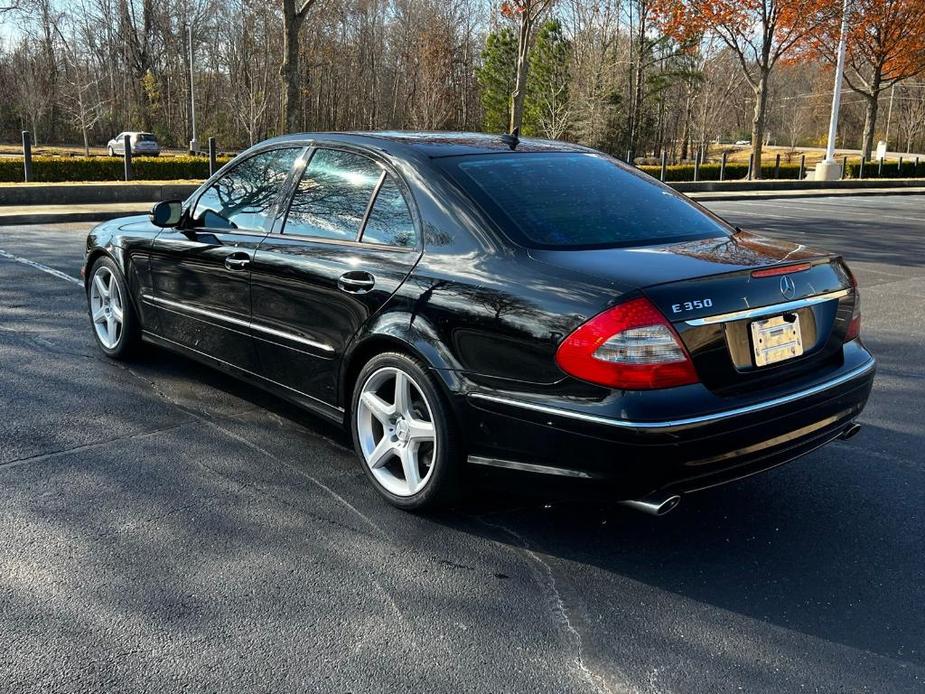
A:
[0,202,151,226]
[687,187,925,202]
[0,183,198,206]
[0,209,147,225]
[671,178,925,194]
[1,178,923,207]
[0,182,923,226]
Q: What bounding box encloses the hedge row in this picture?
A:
[637,162,805,181]
[844,160,925,179]
[0,155,232,182]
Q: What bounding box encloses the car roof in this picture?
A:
[258,131,591,158]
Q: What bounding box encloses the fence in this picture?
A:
[637,151,925,183]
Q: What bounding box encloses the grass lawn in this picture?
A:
[0,144,209,158]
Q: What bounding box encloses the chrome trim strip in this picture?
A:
[468,359,875,431]
[144,294,252,329]
[249,322,334,353]
[467,455,594,479]
[684,289,850,326]
[141,294,334,353]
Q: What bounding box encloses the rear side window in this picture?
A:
[193,147,301,231]
[361,175,416,247]
[442,152,731,249]
[284,149,382,240]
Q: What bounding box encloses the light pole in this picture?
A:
[884,83,895,147]
[816,0,850,180]
[188,24,198,154]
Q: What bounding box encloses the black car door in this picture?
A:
[249,146,422,407]
[146,146,304,371]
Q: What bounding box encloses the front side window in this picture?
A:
[440,152,732,249]
[192,147,301,231]
[284,149,383,240]
[360,175,416,247]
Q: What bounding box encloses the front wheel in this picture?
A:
[107,146,115,157]
[87,257,140,359]
[351,352,460,510]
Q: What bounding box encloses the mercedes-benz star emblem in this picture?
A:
[779,275,796,299]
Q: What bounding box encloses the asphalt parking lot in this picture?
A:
[1,194,922,692]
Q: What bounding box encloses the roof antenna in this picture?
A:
[501,127,520,151]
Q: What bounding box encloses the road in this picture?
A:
[1,195,922,692]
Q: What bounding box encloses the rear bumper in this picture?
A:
[460,347,875,498]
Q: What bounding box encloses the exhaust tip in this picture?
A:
[619,493,682,516]
[840,423,862,440]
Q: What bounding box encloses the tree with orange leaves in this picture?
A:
[501,0,558,134]
[811,0,925,160]
[654,0,836,177]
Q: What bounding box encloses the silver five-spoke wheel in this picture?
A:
[357,366,437,497]
[89,265,124,349]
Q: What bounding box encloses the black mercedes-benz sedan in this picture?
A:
[82,131,875,513]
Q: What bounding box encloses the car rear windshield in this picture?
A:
[135,133,156,142]
[440,152,731,249]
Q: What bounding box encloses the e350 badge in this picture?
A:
[671,298,714,314]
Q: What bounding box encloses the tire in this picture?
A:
[351,352,460,510]
[107,146,115,157]
[86,256,141,360]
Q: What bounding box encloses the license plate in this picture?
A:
[750,314,803,367]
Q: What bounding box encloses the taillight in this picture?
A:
[555,297,699,390]
[844,263,861,341]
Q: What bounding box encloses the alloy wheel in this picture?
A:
[356,366,437,497]
[89,266,124,349]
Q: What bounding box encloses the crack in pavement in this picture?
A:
[477,517,626,694]
[0,422,189,471]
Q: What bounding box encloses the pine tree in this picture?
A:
[476,28,518,133]
[527,19,571,138]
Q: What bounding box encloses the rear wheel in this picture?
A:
[351,352,459,510]
[87,257,140,359]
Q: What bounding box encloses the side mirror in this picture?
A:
[150,200,184,228]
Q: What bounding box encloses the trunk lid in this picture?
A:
[532,232,858,394]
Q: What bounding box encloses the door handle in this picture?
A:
[224,253,251,271]
[338,271,376,293]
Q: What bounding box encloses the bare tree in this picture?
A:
[280,0,318,132]
[896,84,925,154]
[61,44,107,154]
[501,0,558,134]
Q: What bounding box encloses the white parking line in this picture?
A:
[0,249,82,286]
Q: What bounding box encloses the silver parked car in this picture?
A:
[106,132,160,157]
